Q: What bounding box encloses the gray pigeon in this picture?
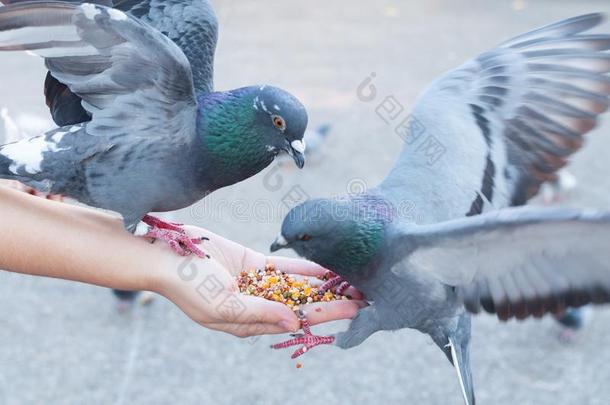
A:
[555,306,593,342]
[0,2,308,256]
[270,14,610,405]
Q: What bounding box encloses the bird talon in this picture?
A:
[143,226,207,258]
[318,275,351,295]
[271,310,334,357]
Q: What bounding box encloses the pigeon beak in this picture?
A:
[287,140,306,169]
[270,234,289,252]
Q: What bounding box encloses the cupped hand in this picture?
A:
[154,226,367,338]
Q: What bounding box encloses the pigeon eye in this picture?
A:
[272,115,286,131]
[300,234,312,241]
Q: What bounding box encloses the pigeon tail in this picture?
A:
[434,315,475,405]
[447,335,475,405]
[0,146,29,184]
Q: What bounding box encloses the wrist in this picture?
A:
[142,253,177,296]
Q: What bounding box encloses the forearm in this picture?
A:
[0,186,167,292]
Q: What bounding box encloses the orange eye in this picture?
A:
[300,234,312,241]
[272,115,286,130]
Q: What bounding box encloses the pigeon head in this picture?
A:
[270,195,393,275]
[197,85,307,189]
[250,85,308,168]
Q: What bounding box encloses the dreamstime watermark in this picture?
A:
[346,178,368,195]
[356,72,447,166]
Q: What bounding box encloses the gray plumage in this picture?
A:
[0,0,218,125]
[271,14,610,405]
[0,2,308,231]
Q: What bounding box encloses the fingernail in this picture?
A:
[278,320,296,332]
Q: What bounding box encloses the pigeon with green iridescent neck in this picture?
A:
[0,2,308,256]
[271,14,610,405]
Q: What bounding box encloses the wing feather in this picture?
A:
[381,14,610,216]
[0,2,197,141]
[395,207,610,321]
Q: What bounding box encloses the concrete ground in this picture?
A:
[2,0,610,404]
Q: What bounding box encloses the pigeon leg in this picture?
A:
[142,226,208,258]
[139,215,210,258]
[142,214,185,233]
[270,310,335,358]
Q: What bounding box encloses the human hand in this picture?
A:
[0,180,63,201]
[153,226,367,338]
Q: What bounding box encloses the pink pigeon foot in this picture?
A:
[271,310,335,358]
[143,226,208,258]
[318,271,352,296]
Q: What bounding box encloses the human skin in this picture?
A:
[0,185,365,337]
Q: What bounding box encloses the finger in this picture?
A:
[288,274,323,286]
[301,300,368,326]
[287,274,364,300]
[217,294,300,330]
[267,256,328,277]
[340,286,364,300]
[204,322,293,337]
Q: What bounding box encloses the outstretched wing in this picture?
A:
[380,14,610,222]
[395,207,610,321]
[0,2,197,141]
[117,0,218,94]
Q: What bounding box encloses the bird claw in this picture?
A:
[271,310,335,359]
[143,225,208,258]
[318,275,351,296]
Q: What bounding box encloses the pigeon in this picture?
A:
[0,0,220,303]
[269,14,610,405]
[0,2,308,258]
[555,306,593,343]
